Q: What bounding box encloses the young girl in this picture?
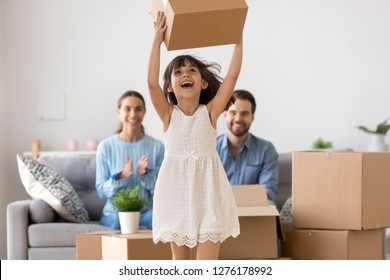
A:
[148,12,243,260]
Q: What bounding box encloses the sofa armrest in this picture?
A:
[7,200,33,260]
[276,152,292,210]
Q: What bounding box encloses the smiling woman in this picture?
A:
[95,90,165,231]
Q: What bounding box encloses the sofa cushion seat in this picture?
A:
[28,222,110,247]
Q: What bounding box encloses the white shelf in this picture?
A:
[23,150,96,157]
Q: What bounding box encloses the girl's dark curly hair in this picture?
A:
[162,55,235,110]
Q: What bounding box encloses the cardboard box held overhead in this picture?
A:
[219,185,281,259]
[281,228,384,260]
[292,151,390,230]
[150,0,248,50]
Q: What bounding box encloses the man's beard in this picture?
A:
[229,123,250,137]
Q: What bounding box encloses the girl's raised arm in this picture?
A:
[208,37,243,125]
[147,12,171,128]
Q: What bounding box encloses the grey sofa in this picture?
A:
[7,153,111,260]
[7,152,292,260]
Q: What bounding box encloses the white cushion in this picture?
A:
[17,155,89,223]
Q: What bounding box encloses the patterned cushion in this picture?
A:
[280,197,292,224]
[16,155,89,223]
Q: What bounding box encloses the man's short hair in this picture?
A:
[232,89,257,114]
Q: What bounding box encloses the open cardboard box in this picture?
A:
[150,0,248,50]
[219,185,282,259]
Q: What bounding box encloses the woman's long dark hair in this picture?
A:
[115,90,146,134]
[163,55,235,110]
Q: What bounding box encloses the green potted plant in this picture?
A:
[312,138,333,150]
[356,118,390,152]
[112,186,145,234]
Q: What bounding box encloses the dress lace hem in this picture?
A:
[153,230,240,248]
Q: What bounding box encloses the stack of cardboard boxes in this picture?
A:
[282,151,390,259]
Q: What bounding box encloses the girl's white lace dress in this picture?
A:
[152,105,240,248]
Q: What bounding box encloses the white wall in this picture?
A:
[1,0,390,259]
[0,0,10,261]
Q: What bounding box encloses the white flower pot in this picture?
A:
[118,211,140,234]
[367,134,388,152]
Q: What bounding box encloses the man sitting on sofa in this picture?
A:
[216,89,279,205]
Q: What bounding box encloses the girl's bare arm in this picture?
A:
[208,37,243,126]
[147,12,172,129]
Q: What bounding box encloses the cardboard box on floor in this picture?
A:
[281,228,384,260]
[101,230,174,260]
[150,0,248,50]
[219,185,281,259]
[96,185,281,260]
[77,230,176,260]
[76,231,118,260]
[77,186,279,260]
[292,151,390,230]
